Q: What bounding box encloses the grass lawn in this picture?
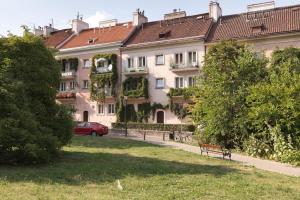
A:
[0,136,300,200]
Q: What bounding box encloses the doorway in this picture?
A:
[157,111,165,124]
[83,111,89,122]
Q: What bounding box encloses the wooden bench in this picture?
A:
[199,143,232,160]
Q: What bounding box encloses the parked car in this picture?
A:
[74,122,108,136]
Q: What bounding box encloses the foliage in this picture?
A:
[137,103,151,123]
[170,103,188,119]
[167,87,194,100]
[90,54,118,102]
[191,40,268,149]
[112,122,196,132]
[246,47,300,165]
[117,103,137,123]
[0,32,74,165]
[167,87,194,119]
[122,77,149,98]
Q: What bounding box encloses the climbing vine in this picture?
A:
[90,54,118,102]
[167,87,194,119]
[122,77,149,98]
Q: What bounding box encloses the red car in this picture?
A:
[74,122,108,136]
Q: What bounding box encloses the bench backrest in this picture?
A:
[201,144,222,150]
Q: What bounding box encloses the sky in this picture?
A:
[1,0,300,36]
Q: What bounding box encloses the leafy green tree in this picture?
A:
[0,32,73,164]
[246,47,300,164]
[192,40,267,148]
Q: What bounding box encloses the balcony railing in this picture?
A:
[61,71,76,79]
[56,90,77,100]
[170,62,200,72]
[124,67,149,76]
[96,66,112,73]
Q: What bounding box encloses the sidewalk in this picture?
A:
[110,133,300,177]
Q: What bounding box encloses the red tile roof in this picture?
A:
[44,29,73,48]
[207,4,300,42]
[60,22,134,49]
[125,14,213,46]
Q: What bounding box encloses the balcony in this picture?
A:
[96,66,113,74]
[61,71,76,79]
[56,91,77,101]
[170,62,200,73]
[124,67,149,76]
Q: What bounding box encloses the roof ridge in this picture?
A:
[220,3,300,19]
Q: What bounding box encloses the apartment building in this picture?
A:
[121,2,221,124]
[39,1,300,127]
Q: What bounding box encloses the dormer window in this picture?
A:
[159,30,171,38]
[88,38,96,44]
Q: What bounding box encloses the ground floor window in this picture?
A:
[98,104,104,115]
[108,104,115,114]
[188,77,196,87]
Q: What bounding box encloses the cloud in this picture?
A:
[85,11,114,27]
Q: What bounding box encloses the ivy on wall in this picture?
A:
[122,77,149,98]
[90,54,118,102]
[167,87,194,119]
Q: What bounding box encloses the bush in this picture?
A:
[112,122,195,132]
[0,32,74,165]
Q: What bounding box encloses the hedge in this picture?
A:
[112,122,195,132]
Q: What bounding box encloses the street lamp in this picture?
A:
[123,95,128,137]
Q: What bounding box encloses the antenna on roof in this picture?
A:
[76,12,83,20]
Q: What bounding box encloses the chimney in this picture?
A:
[133,9,148,26]
[247,1,275,12]
[43,24,57,37]
[72,15,89,34]
[33,26,43,36]
[164,9,186,20]
[209,1,222,22]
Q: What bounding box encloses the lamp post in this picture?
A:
[123,95,128,137]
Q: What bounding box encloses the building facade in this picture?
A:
[40,1,300,127]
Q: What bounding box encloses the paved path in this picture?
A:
[110,133,300,177]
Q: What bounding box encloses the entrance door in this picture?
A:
[83,111,89,122]
[157,111,164,124]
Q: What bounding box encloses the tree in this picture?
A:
[191,40,267,148]
[0,32,74,164]
[246,47,300,164]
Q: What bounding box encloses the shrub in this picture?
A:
[0,32,74,165]
[112,122,195,132]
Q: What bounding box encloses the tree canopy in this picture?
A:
[0,32,73,164]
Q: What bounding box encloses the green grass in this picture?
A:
[0,136,300,200]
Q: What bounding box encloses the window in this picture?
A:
[70,81,76,90]
[83,59,90,68]
[98,104,104,115]
[108,104,115,114]
[127,58,134,68]
[138,56,146,67]
[156,78,165,89]
[188,51,197,64]
[188,77,196,87]
[156,54,164,65]
[175,53,184,64]
[83,80,89,89]
[60,82,66,91]
[175,77,184,88]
